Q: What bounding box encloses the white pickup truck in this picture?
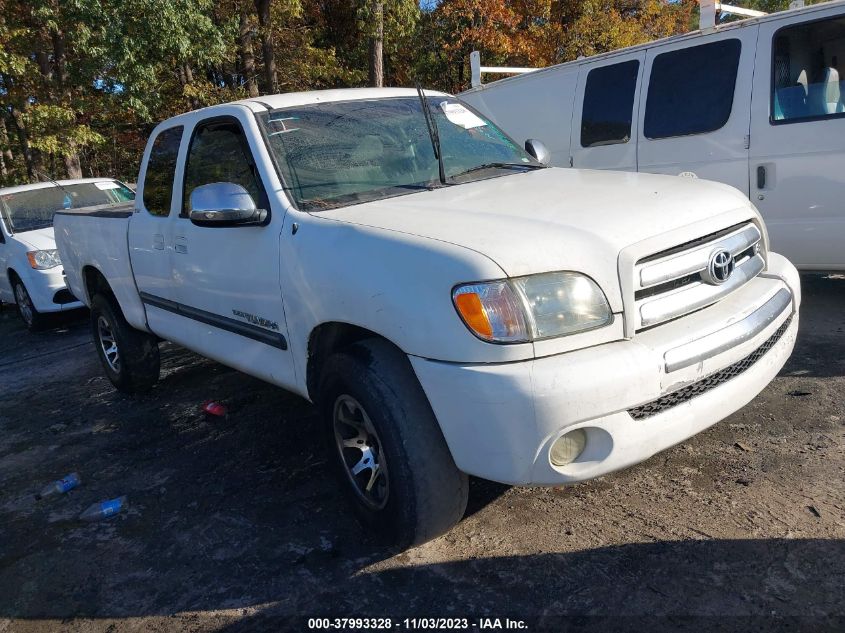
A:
[55,88,801,547]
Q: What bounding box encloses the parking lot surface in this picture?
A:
[0,276,843,632]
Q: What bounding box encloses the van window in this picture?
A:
[644,39,742,139]
[581,60,640,147]
[143,126,183,217]
[772,16,845,124]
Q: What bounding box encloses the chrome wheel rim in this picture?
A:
[333,394,389,510]
[97,315,120,373]
[15,284,33,326]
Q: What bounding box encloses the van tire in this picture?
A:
[13,278,47,331]
[90,294,160,394]
[318,338,468,550]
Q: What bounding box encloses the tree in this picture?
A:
[412,0,697,93]
[0,0,705,185]
[369,0,384,87]
[238,2,260,97]
[255,0,277,93]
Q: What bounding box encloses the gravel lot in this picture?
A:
[0,275,843,632]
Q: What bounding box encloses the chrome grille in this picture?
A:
[633,222,764,331]
[628,317,790,420]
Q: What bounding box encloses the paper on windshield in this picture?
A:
[94,181,120,190]
[438,102,486,129]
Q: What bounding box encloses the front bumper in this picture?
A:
[20,267,83,313]
[411,253,800,485]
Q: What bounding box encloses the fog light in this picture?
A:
[550,429,587,467]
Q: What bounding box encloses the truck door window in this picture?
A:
[581,60,640,147]
[143,126,183,217]
[771,16,845,124]
[644,39,742,139]
[182,119,265,216]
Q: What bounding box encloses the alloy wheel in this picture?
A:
[14,284,33,326]
[333,394,389,510]
[97,315,120,373]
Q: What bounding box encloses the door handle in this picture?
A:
[174,236,188,254]
[756,165,767,189]
[153,234,165,250]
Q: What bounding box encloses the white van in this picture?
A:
[0,179,134,329]
[460,1,845,271]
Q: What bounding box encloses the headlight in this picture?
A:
[453,272,612,343]
[26,249,62,270]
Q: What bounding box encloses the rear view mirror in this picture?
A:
[524,139,551,166]
[188,182,267,227]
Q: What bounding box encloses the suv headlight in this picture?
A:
[26,249,62,270]
[453,272,612,343]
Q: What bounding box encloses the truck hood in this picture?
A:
[318,168,756,308]
[11,226,57,251]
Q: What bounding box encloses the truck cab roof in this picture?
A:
[157,87,453,129]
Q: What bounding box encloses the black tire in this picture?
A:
[12,278,47,331]
[90,293,160,394]
[319,338,468,549]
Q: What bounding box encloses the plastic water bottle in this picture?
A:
[80,496,128,521]
[37,473,81,499]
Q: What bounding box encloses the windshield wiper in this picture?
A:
[35,169,75,207]
[452,162,545,179]
[414,81,447,186]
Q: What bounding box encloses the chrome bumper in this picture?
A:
[663,287,792,373]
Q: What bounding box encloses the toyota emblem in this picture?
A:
[703,249,735,285]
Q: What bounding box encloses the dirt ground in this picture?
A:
[0,275,843,633]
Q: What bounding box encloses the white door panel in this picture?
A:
[127,124,186,342]
[0,226,12,301]
[169,106,296,389]
[750,8,845,270]
[638,27,758,194]
[571,52,645,171]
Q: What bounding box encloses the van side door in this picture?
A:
[750,7,845,270]
[637,26,759,194]
[571,52,645,171]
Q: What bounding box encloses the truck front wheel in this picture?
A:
[319,338,468,549]
[90,294,160,394]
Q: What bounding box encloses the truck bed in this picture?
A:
[53,201,134,220]
[53,201,149,331]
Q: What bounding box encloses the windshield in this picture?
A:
[0,181,134,233]
[259,96,541,211]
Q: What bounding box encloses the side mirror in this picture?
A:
[524,139,551,166]
[188,182,267,227]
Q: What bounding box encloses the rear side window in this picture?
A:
[772,16,845,124]
[581,60,640,147]
[143,126,183,217]
[182,119,264,216]
[644,39,742,139]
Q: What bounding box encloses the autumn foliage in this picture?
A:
[0,0,710,185]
